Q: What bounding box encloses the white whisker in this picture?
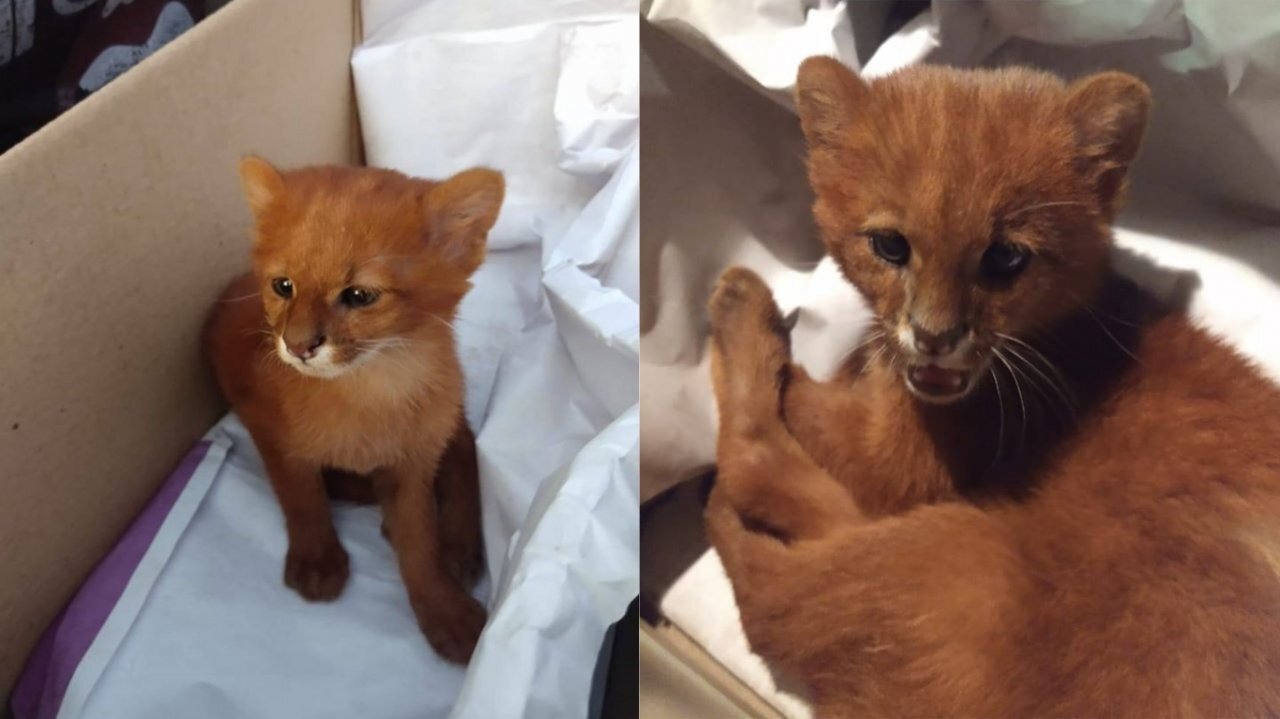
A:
[862,344,888,375]
[996,334,1078,422]
[1002,346,1072,425]
[989,365,1006,470]
[994,349,1027,453]
[1005,200,1090,219]
[1079,306,1143,365]
[836,329,886,368]
[1068,290,1142,328]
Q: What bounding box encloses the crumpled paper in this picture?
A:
[354,2,639,717]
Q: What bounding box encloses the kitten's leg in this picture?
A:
[781,365,873,497]
[379,449,487,664]
[703,486,819,672]
[708,267,862,540]
[375,422,484,580]
[434,420,485,589]
[784,364,957,513]
[708,490,1026,715]
[259,446,349,601]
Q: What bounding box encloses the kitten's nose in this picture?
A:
[911,323,965,357]
[286,335,326,361]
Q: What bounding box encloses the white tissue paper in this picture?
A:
[353,3,639,717]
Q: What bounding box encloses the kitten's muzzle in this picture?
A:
[286,334,327,361]
[896,324,981,403]
[910,321,967,357]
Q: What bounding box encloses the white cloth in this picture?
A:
[80,417,477,719]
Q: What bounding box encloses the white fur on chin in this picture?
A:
[275,337,349,380]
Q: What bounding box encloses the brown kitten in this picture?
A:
[707,59,1280,717]
[204,159,502,664]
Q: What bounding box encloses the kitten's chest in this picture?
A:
[282,365,456,474]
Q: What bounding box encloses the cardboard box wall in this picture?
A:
[0,0,361,700]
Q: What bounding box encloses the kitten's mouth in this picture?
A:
[904,364,973,403]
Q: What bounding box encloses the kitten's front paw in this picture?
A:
[284,538,350,601]
[418,595,488,664]
[708,268,791,418]
[710,266,783,334]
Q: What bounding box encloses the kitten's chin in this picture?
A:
[288,362,350,380]
[278,352,351,380]
[282,339,410,378]
[903,364,977,405]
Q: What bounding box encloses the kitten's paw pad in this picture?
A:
[419,596,488,664]
[284,540,350,601]
[709,268,789,358]
[709,267,781,333]
[708,268,791,410]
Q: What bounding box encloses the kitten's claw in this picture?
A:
[284,538,350,601]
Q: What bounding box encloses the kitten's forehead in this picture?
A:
[874,70,1073,173]
[872,66,1070,127]
[254,173,428,282]
[854,68,1082,238]
[258,238,407,288]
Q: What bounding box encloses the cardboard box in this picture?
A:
[0,0,361,699]
[641,620,783,718]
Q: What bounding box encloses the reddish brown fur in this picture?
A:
[707,60,1280,717]
[204,159,503,664]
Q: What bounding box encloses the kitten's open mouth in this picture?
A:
[904,364,972,403]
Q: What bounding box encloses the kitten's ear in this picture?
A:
[1064,72,1151,216]
[238,156,284,215]
[423,168,505,274]
[795,56,871,150]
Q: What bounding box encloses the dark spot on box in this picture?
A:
[11,423,18,430]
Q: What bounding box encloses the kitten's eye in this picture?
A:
[867,230,910,266]
[981,242,1031,278]
[339,286,379,308]
[271,278,294,299]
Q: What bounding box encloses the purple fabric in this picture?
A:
[11,440,213,719]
